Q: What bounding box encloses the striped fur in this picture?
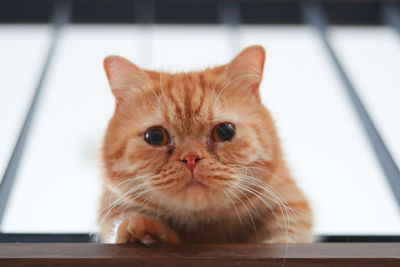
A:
[99,45,313,244]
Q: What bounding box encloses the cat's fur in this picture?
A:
[99,45,312,244]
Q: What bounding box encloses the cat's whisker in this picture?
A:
[100,175,151,215]
[241,176,292,264]
[238,175,296,248]
[112,175,150,190]
[240,175,288,205]
[110,187,153,221]
[99,178,141,216]
[239,173,308,218]
[229,164,284,182]
[98,182,150,226]
[218,177,285,238]
[151,88,162,106]
[104,186,154,227]
[239,176,292,226]
[99,193,135,227]
[211,72,225,92]
[229,179,281,219]
[217,184,244,227]
[236,176,281,205]
[228,164,304,218]
[229,184,285,240]
[214,74,261,104]
[232,183,262,219]
[231,178,289,237]
[245,168,288,200]
[228,185,258,234]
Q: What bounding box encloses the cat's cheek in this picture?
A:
[215,139,259,165]
[127,145,169,171]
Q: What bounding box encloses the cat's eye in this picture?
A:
[144,127,170,146]
[212,123,235,142]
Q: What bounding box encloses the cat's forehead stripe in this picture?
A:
[150,72,218,137]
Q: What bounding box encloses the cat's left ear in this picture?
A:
[103,55,151,102]
[225,45,265,100]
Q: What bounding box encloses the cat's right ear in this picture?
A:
[103,56,151,102]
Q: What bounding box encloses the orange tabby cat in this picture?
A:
[99,45,312,244]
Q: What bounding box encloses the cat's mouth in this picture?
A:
[184,177,207,189]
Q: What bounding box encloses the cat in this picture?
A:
[98,45,312,244]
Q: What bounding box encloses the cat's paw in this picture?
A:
[115,214,180,245]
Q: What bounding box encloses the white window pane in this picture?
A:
[2,25,142,233]
[330,26,400,168]
[241,26,400,235]
[3,25,400,236]
[0,25,51,183]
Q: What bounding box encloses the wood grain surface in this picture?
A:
[0,243,399,266]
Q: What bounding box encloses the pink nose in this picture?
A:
[181,154,202,171]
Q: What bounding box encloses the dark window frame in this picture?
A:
[1,1,400,263]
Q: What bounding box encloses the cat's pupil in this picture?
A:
[216,123,235,141]
[144,128,168,146]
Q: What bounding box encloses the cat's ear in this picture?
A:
[225,45,265,98]
[103,56,151,102]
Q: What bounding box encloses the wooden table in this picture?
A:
[0,243,399,266]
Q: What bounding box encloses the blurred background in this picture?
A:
[1,0,400,242]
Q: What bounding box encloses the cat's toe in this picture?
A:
[140,234,158,245]
[115,214,180,245]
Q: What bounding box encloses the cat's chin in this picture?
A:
[180,178,209,201]
[168,178,217,211]
[183,177,207,189]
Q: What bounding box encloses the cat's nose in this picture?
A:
[181,154,202,171]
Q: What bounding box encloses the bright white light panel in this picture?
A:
[2,25,400,236]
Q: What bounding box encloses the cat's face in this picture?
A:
[103,46,280,217]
